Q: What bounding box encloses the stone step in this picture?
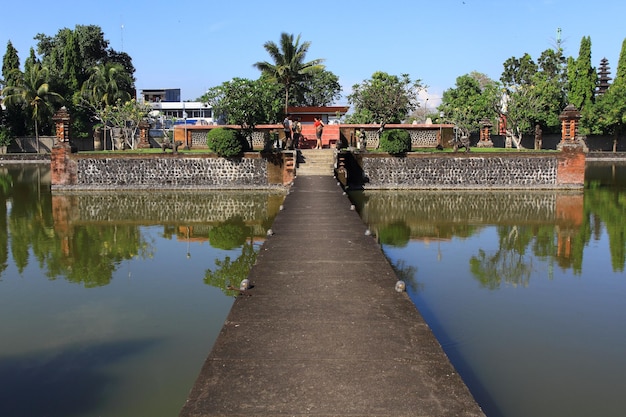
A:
[296,149,335,176]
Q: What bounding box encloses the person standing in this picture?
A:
[314,117,324,149]
[292,117,302,149]
[283,115,292,150]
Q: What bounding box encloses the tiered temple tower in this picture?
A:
[597,57,612,95]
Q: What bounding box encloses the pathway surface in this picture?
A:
[179,175,485,417]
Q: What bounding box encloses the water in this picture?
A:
[0,164,284,417]
[1,161,625,417]
[350,161,626,417]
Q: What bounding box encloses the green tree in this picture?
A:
[1,41,27,136]
[567,36,597,111]
[82,62,132,107]
[291,68,342,107]
[203,77,282,137]
[438,72,500,137]
[2,63,63,151]
[24,47,39,76]
[62,30,82,94]
[499,49,567,148]
[2,41,21,87]
[34,25,135,139]
[254,32,325,115]
[346,71,424,127]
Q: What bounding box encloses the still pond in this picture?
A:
[0,161,624,417]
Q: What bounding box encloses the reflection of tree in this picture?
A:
[204,240,258,296]
[585,188,626,272]
[470,226,534,289]
[209,216,250,250]
[0,172,11,277]
[377,222,411,247]
[45,225,150,287]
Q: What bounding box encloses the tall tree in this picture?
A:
[1,41,26,135]
[2,41,21,88]
[346,71,424,127]
[62,30,82,94]
[24,47,39,76]
[567,36,597,110]
[253,33,325,115]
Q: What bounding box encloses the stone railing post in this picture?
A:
[138,120,151,149]
[558,104,588,152]
[477,118,493,148]
[559,104,580,142]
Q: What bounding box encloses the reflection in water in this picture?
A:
[0,164,284,417]
[8,187,284,287]
[349,162,626,417]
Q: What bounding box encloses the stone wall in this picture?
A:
[344,151,585,189]
[51,145,294,190]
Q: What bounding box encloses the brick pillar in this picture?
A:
[50,107,77,186]
[50,143,77,186]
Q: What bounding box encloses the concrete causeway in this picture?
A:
[179,174,485,417]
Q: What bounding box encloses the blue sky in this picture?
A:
[2,0,626,108]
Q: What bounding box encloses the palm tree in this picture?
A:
[81,62,132,150]
[83,62,132,107]
[254,33,324,115]
[2,63,63,152]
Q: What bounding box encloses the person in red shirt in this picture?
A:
[314,117,324,149]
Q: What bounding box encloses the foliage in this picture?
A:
[29,25,136,139]
[438,73,500,136]
[346,71,424,126]
[1,63,64,148]
[208,217,250,250]
[498,48,567,147]
[204,240,258,296]
[582,38,626,149]
[567,36,597,111]
[379,129,411,154]
[254,32,325,115]
[2,41,21,87]
[203,77,283,132]
[377,222,411,247]
[0,125,12,146]
[206,127,246,157]
[290,68,342,107]
[106,99,150,149]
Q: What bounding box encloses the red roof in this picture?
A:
[287,106,350,115]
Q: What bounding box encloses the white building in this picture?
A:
[140,89,214,126]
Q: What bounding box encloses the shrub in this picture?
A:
[0,126,13,147]
[206,128,248,157]
[379,129,411,154]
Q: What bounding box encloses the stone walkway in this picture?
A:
[179,175,485,417]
